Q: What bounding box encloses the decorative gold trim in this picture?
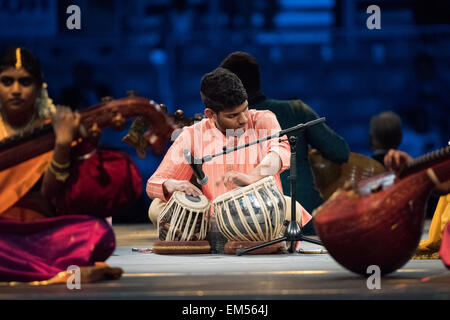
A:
[48,163,70,182]
[51,158,71,169]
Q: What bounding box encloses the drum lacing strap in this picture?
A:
[167,199,183,241]
[182,210,202,241]
[232,186,262,241]
[219,195,254,241]
[216,202,236,241]
[162,197,208,241]
[157,197,175,240]
[264,185,283,239]
[170,204,193,241]
[245,185,269,241]
[233,192,258,241]
[180,207,194,241]
[200,206,210,239]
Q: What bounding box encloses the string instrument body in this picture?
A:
[313,146,450,275]
[0,94,182,172]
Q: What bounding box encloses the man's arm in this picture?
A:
[223,151,282,187]
[223,111,290,188]
[146,128,200,200]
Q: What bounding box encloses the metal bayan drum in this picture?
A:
[158,191,210,241]
[213,176,286,242]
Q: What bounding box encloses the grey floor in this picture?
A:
[1,220,449,300]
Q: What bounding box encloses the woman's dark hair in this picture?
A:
[200,67,248,113]
[219,51,261,100]
[0,47,43,87]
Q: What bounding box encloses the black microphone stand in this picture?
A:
[189,117,326,255]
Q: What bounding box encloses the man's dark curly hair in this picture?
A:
[370,111,402,150]
[219,51,261,100]
[200,67,248,113]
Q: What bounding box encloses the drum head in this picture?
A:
[172,191,210,211]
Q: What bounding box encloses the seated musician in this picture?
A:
[384,148,450,268]
[0,48,137,282]
[147,67,311,229]
[219,51,350,235]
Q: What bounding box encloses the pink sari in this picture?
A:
[0,215,115,282]
[441,222,450,269]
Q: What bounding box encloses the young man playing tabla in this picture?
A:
[147,67,311,231]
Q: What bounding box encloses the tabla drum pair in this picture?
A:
[153,176,286,254]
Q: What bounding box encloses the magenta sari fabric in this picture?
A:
[0,215,115,282]
[441,222,450,269]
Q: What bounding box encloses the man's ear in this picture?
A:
[204,108,216,120]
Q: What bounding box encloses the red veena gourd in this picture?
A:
[313,146,450,275]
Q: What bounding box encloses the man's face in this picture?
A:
[206,100,249,135]
[0,67,39,120]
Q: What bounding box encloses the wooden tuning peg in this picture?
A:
[113,112,126,128]
[175,109,184,118]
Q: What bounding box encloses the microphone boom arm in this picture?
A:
[201,117,326,163]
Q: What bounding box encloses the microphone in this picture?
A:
[183,149,209,185]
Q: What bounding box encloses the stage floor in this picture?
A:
[1,220,449,300]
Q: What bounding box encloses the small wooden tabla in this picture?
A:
[153,191,211,254]
[213,176,286,254]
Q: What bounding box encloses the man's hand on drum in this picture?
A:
[222,171,260,188]
[221,152,282,188]
[384,148,413,171]
[163,179,202,197]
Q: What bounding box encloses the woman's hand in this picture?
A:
[434,180,450,195]
[51,106,80,145]
[163,179,203,197]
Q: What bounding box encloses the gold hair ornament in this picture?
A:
[15,48,22,70]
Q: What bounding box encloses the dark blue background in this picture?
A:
[1,0,449,221]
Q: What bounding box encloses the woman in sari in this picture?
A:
[0,48,139,282]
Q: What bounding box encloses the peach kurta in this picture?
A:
[147,110,291,202]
